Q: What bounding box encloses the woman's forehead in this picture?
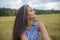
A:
[27,7,32,10]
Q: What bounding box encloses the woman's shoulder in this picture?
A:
[33,20,44,28]
[38,21,44,26]
[38,21,44,24]
[38,21,45,30]
[33,20,43,24]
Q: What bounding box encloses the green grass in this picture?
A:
[0,14,60,40]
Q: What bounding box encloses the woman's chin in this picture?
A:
[31,17,36,20]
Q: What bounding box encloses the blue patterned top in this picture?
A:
[24,20,40,40]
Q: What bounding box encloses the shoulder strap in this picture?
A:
[32,20,38,27]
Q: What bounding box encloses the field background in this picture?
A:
[0,14,60,40]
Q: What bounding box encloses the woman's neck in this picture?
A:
[27,19,33,29]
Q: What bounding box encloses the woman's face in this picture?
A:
[27,7,37,20]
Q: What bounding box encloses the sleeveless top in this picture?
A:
[24,20,40,40]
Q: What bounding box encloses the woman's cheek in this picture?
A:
[30,15,37,18]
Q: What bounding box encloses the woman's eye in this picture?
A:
[31,9,33,12]
[31,10,32,12]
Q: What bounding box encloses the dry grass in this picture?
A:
[0,14,60,40]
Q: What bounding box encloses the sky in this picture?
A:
[0,0,60,10]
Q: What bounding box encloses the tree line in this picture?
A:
[0,8,18,16]
[0,8,60,16]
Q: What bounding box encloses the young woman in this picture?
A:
[13,5,51,40]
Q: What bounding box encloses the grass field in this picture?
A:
[0,14,60,40]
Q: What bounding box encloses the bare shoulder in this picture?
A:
[38,21,51,40]
[20,32,28,40]
[37,21,45,32]
[38,21,44,26]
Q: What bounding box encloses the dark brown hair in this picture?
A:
[13,5,29,40]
